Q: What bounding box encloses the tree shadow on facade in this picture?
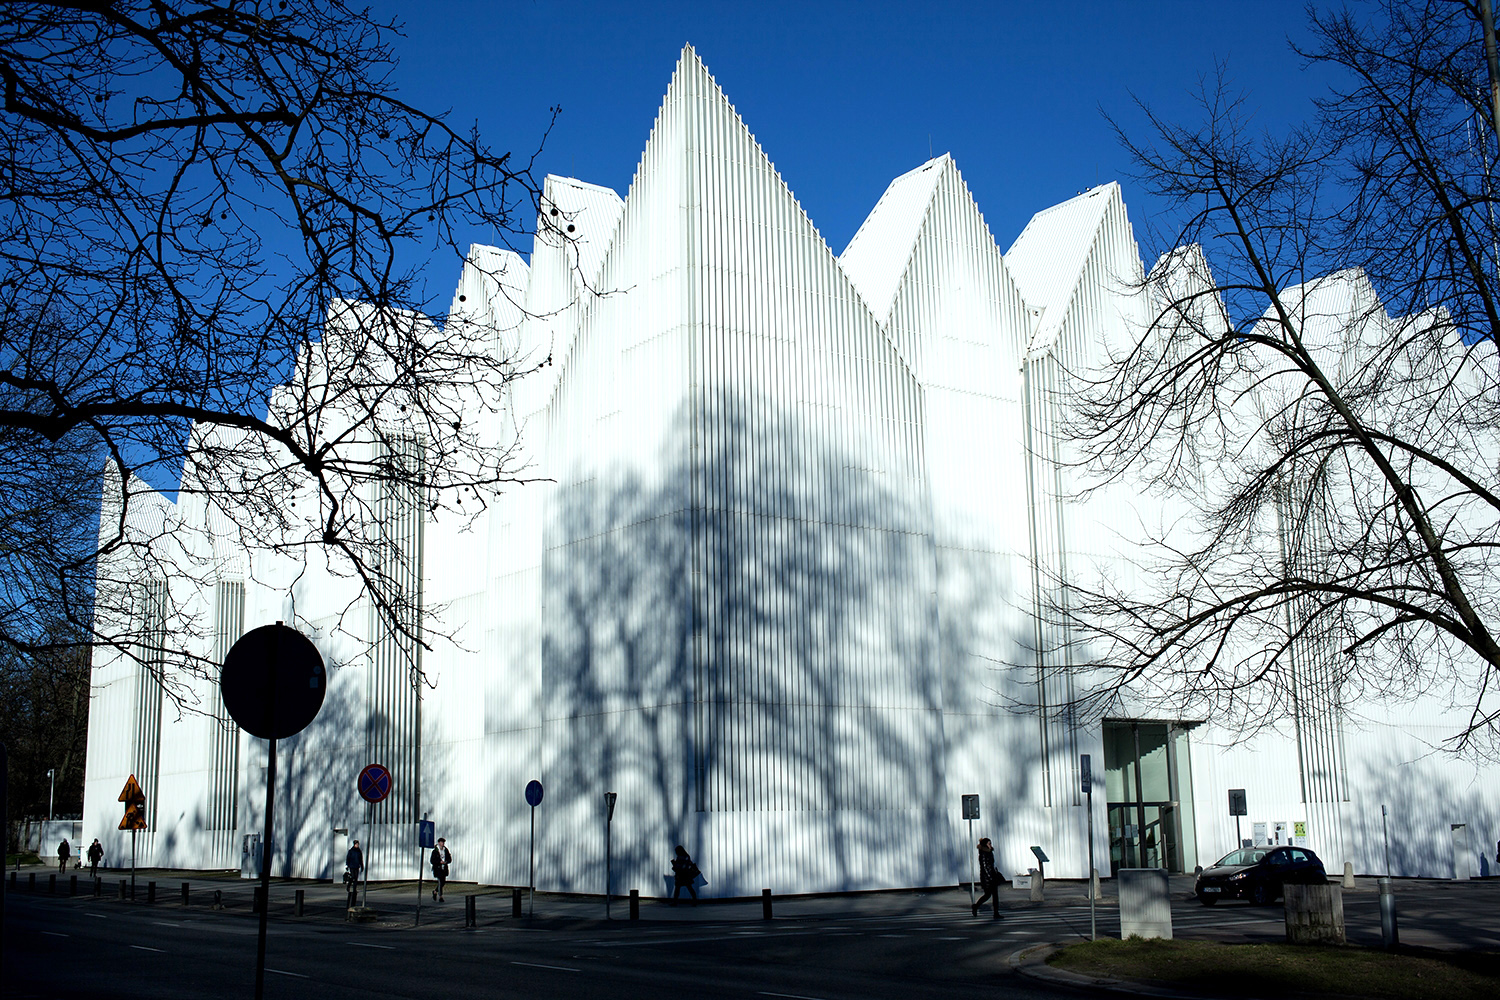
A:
[532,388,1039,896]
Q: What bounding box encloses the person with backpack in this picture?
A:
[971,837,1002,919]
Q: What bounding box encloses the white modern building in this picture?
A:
[82,46,1499,893]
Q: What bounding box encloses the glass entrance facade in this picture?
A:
[1102,721,1198,874]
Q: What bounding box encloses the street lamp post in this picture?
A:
[47,768,55,821]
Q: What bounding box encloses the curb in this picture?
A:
[1007,943,1221,1000]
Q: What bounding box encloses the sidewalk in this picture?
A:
[4,858,1125,929]
[7,858,1491,938]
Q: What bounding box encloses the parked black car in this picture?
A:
[1194,846,1328,905]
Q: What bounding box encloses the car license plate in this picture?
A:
[1202,886,1221,893]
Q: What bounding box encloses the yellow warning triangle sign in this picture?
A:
[118,774,147,830]
[118,774,144,804]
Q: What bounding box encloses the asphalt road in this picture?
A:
[4,891,1065,1000]
[4,871,1498,1000]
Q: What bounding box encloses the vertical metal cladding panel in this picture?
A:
[135,579,168,831]
[363,435,425,878]
[207,580,245,867]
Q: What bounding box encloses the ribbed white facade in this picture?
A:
[83,46,1500,893]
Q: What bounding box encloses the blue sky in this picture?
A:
[376,0,1341,298]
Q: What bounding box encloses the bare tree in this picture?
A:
[1067,0,1500,754]
[0,1,549,698]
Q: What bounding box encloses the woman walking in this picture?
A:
[971,838,1002,919]
[670,845,700,906]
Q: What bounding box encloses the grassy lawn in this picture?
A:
[4,852,41,867]
[1048,938,1500,1000]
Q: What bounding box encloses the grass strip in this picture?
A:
[1048,938,1500,1000]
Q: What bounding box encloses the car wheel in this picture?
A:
[1197,893,1218,906]
[1249,882,1272,906]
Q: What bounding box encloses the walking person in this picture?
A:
[87,839,102,877]
[57,839,70,874]
[670,844,700,906]
[430,837,451,902]
[345,839,363,908]
[971,837,1002,919]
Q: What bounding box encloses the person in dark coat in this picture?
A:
[86,839,103,877]
[345,840,363,907]
[670,845,700,906]
[57,839,70,873]
[971,837,1002,919]
[430,837,452,902]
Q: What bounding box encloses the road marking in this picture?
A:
[347,942,394,950]
[266,968,308,978]
[936,936,967,940]
[129,945,165,953]
[759,993,828,1000]
[85,913,107,919]
[877,933,909,938]
[41,931,69,938]
[151,921,185,928]
[511,961,579,973]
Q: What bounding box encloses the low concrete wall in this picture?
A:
[1118,868,1172,940]
[1284,883,1345,945]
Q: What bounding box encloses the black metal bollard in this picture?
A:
[762,888,773,920]
[465,894,476,927]
[69,875,77,896]
[146,881,156,904]
[181,882,190,905]
[294,888,304,916]
[7,870,14,888]
[28,872,36,892]
[1379,877,1399,951]
[511,887,522,918]
[629,888,640,920]
[252,886,265,913]
[117,879,127,899]
[212,889,223,910]
[93,877,101,897]
[48,873,56,893]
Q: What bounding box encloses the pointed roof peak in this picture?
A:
[840,153,979,321]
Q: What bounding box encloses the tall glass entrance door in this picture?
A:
[1102,721,1197,874]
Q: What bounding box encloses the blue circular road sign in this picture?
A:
[525,779,543,807]
[359,763,392,804]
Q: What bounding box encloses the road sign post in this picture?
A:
[604,791,617,919]
[117,774,147,899]
[1081,754,1095,941]
[1229,789,1248,849]
[357,763,392,910]
[961,794,980,908]
[416,817,434,927]
[525,780,543,917]
[220,621,326,1000]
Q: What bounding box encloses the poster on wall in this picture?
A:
[1252,821,1268,844]
[1273,821,1289,844]
[1293,820,1309,848]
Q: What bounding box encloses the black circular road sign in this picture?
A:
[220,623,326,740]
[525,780,544,807]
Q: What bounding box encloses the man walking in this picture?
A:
[430,838,452,902]
[57,839,70,874]
[87,839,103,877]
[345,839,363,908]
